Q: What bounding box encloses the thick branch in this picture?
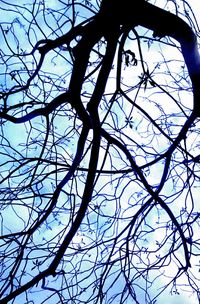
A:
[99,0,200,115]
[135,1,200,116]
[0,93,68,123]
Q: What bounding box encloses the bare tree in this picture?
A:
[0,0,200,303]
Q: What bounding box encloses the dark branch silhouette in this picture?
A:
[0,0,200,303]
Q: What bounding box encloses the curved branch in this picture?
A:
[0,92,69,123]
[136,1,200,116]
[101,128,191,268]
